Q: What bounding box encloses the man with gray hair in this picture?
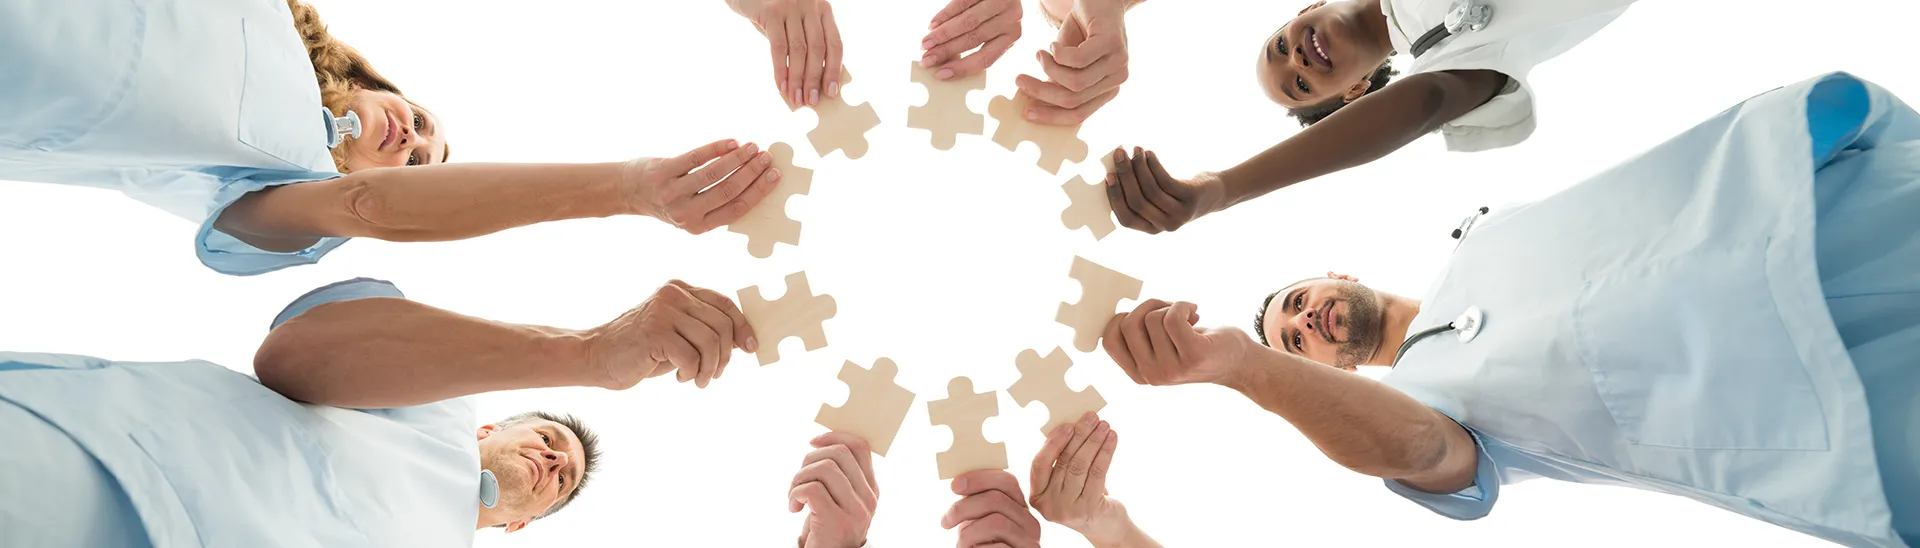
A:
[0,276,755,546]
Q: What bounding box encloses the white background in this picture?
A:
[2,0,1914,546]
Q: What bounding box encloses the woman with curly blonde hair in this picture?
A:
[2,0,778,276]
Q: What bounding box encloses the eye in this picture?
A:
[1293,293,1304,310]
[412,112,424,131]
[1274,35,1286,55]
[1292,331,1304,352]
[1297,76,1310,93]
[540,433,551,445]
[406,152,420,166]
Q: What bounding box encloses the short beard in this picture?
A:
[1332,281,1385,367]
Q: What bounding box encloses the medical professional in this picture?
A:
[0,276,757,546]
[1103,72,1920,546]
[1,0,780,276]
[786,414,1158,547]
[728,0,1140,125]
[1104,0,1637,234]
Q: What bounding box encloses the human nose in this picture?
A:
[1289,309,1318,334]
[541,448,569,470]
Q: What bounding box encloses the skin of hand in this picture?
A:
[790,432,879,548]
[1102,299,1261,387]
[583,280,759,390]
[1105,147,1228,234]
[622,139,782,235]
[919,0,1022,81]
[942,469,1044,548]
[1029,413,1133,546]
[729,0,844,108]
[1014,0,1131,125]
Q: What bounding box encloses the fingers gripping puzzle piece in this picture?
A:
[1056,256,1143,353]
[1008,347,1107,435]
[1060,175,1115,240]
[907,62,986,150]
[725,142,811,258]
[927,377,1007,479]
[806,68,882,160]
[815,358,917,457]
[736,271,837,366]
[988,93,1090,175]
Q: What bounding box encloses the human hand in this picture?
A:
[1103,299,1260,386]
[942,469,1042,548]
[730,0,844,108]
[1014,0,1130,125]
[919,0,1022,81]
[586,280,758,389]
[791,432,878,548]
[1030,412,1135,545]
[1105,147,1227,234]
[622,139,781,235]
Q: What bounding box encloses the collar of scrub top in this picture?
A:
[1411,0,1494,57]
[323,109,362,150]
[479,469,500,508]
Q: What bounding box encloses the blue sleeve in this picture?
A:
[265,278,478,441]
[270,277,405,329]
[194,166,352,277]
[1382,422,1504,521]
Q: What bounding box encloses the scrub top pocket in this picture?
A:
[1573,238,1832,451]
[236,16,335,173]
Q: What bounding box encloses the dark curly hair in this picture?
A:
[1285,61,1400,127]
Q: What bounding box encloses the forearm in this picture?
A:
[1220,349,1454,478]
[1216,72,1485,208]
[1090,513,1160,548]
[255,297,605,409]
[221,161,634,245]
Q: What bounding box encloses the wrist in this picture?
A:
[558,327,618,389]
[1078,500,1134,547]
[1215,347,1277,392]
[616,158,656,218]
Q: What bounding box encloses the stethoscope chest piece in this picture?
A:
[1454,306,1485,343]
[323,108,362,150]
[478,469,499,508]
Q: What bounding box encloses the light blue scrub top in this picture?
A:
[1381,72,1920,547]
[0,279,482,547]
[0,0,351,276]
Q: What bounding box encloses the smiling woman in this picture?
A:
[0,0,780,276]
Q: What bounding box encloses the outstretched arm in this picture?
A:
[255,280,756,409]
[216,140,777,251]
[1103,299,1476,493]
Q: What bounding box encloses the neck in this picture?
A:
[1364,294,1421,366]
[1351,0,1396,54]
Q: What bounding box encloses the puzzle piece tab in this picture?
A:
[927,377,1007,479]
[806,68,881,160]
[725,143,810,258]
[1056,256,1142,353]
[1060,175,1115,240]
[815,358,917,456]
[988,93,1090,175]
[907,62,986,150]
[1008,347,1107,435]
[737,271,837,366]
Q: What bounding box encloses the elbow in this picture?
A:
[332,171,408,241]
[254,326,320,403]
[1327,422,1454,480]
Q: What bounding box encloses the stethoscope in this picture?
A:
[322,108,362,150]
[1411,0,1495,58]
[1391,204,1493,366]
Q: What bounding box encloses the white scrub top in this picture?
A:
[1381,72,1920,547]
[0,279,481,547]
[1380,0,1637,151]
[0,0,352,276]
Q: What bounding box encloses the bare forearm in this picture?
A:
[255,298,605,409]
[1220,350,1453,478]
[222,162,634,245]
[1216,70,1503,208]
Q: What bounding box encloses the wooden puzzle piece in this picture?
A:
[927,377,1007,479]
[806,68,881,160]
[736,271,837,366]
[1008,347,1107,435]
[1060,175,1115,240]
[815,358,917,457]
[906,62,986,150]
[724,143,811,258]
[1056,256,1142,353]
[987,93,1089,175]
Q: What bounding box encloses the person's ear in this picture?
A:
[1327,271,1361,282]
[1340,365,1359,372]
[1298,1,1328,16]
[1342,78,1371,103]
[504,519,530,533]
[476,424,500,441]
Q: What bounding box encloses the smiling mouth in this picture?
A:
[379,111,398,151]
[1319,300,1337,342]
[523,455,542,487]
[1308,26,1333,70]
